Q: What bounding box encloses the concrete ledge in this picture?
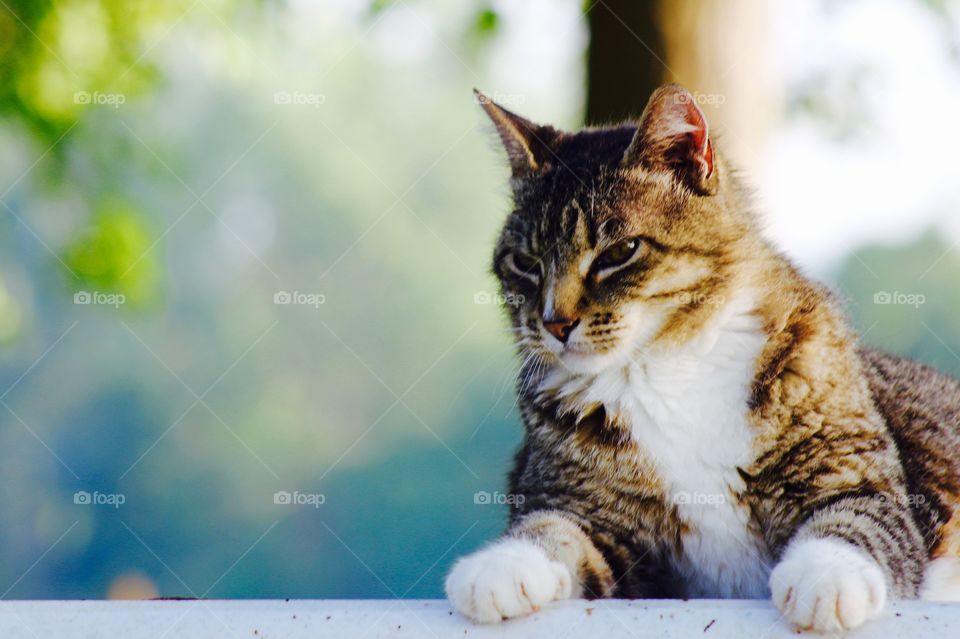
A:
[0,599,958,637]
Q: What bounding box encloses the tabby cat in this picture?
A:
[445,84,960,633]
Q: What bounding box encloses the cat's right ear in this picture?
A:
[474,89,559,178]
[621,84,718,195]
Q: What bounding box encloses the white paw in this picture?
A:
[445,538,572,623]
[770,537,887,633]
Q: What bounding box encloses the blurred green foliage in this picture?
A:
[0,276,22,344]
[833,231,960,378]
[0,0,521,600]
[0,0,166,143]
[62,202,158,307]
[473,6,499,34]
[0,0,202,306]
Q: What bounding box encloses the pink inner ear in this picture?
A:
[691,126,713,179]
[677,99,713,179]
[626,85,717,190]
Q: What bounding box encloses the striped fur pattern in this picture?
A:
[447,86,960,632]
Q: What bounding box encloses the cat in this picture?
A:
[445,84,960,633]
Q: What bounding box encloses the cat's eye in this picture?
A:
[507,252,541,281]
[594,238,642,273]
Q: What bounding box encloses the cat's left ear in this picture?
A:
[474,89,560,178]
[621,84,718,195]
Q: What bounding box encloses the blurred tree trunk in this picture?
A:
[585,0,665,125]
[585,0,779,175]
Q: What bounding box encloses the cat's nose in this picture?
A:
[543,316,580,343]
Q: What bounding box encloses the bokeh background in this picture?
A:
[2,0,960,600]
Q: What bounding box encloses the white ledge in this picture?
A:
[0,599,958,637]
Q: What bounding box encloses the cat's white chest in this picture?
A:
[579,298,771,597]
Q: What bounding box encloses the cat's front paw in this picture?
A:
[770,537,887,633]
[445,538,572,623]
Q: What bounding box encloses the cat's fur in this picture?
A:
[446,85,960,632]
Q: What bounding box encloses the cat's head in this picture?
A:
[479,84,755,376]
